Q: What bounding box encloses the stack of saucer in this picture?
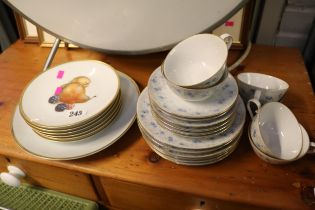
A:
[137,67,246,166]
[19,60,121,141]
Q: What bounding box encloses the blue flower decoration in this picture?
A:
[222,84,230,90]
[168,136,173,142]
[218,99,225,104]
[253,129,256,137]
[193,139,201,143]
[150,122,157,128]
[178,108,187,112]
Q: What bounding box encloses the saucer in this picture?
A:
[140,124,242,158]
[11,71,139,160]
[150,99,237,128]
[137,88,245,150]
[142,130,241,166]
[20,60,120,128]
[148,66,238,118]
[152,111,235,138]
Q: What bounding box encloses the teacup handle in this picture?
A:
[220,33,233,50]
[254,90,262,100]
[307,142,315,154]
[247,98,261,120]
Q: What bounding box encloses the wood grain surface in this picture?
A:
[0,41,314,209]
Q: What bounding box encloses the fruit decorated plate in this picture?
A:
[12,71,139,160]
[19,60,120,128]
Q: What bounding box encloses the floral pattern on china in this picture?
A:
[148,67,238,118]
[137,88,246,150]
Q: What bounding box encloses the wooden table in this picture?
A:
[0,41,314,210]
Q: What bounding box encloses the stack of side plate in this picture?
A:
[29,93,122,141]
[136,67,245,165]
[148,67,239,137]
[18,60,122,141]
[12,69,140,160]
[137,88,245,166]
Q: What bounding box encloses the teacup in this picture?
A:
[248,102,302,160]
[249,123,314,164]
[165,66,228,101]
[237,73,289,106]
[249,130,290,165]
[299,124,313,158]
[161,33,233,88]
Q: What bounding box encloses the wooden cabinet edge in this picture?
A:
[91,175,110,206]
[0,155,9,172]
[6,157,99,201]
[97,176,272,210]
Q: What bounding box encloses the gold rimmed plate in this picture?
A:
[33,99,122,141]
[143,133,241,166]
[151,107,236,133]
[140,124,242,160]
[11,71,139,160]
[150,98,237,127]
[154,117,234,138]
[148,67,238,119]
[25,91,121,133]
[149,95,237,122]
[136,88,246,150]
[20,60,120,129]
[138,121,242,154]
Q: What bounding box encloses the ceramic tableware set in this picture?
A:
[11,60,139,160]
[137,34,247,166]
[237,72,315,164]
[19,60,121,141]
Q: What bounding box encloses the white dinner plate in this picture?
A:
[140,124,242,159]
[5,0,247,54]
[137,88,245,150]
[143,133,241,166]
[12,71,139,160]
[20,60,120,128]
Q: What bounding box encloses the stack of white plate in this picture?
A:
[137,67,246,165]
[19,61,122,141]
[12,60,139,160]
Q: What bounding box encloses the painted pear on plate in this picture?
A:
[59,76,92,104]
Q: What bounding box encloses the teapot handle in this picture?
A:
[220,34,233,50]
